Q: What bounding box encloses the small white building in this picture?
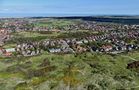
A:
[49,48,61,53]
[5,48,16,53]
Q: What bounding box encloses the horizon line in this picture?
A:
[1,13,139,18]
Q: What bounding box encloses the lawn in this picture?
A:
[12,31,60,38]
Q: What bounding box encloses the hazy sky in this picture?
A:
[0,0,139,16]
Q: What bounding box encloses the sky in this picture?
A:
[0,0,139,17]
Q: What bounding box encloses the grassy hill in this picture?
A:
[1,51,139,90]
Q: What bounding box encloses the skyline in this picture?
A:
[0,0,139,17]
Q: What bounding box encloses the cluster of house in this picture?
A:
[16,42,42,56]
[14,30,139,56]
[0,29,10,46]
[46,21,139,32]
[41,39,87,53]
[1,18,139,33]
[13,38,88,56]
[1,36,138,57]
[91,40,139,54]
[0,19,35,33]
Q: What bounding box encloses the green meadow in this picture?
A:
[0,51,139,90]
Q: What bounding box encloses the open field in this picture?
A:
[35,19,77,27]
[1,51,139,90]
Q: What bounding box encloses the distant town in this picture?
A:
[1,17,139,57]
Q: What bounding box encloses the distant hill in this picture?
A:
[54,16,139,24]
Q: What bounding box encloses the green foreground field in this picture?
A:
[1,51,139,90]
